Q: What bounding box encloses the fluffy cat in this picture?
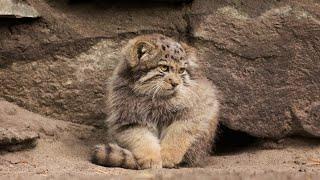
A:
[91,34,219,169]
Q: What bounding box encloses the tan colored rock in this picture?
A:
[189,5,320,138]
[0,100,93,151]
[0,128,38,151]
[0,0,39,18]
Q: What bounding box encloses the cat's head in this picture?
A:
[121,34,200,99]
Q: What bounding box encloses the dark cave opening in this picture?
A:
[214,123,259,155]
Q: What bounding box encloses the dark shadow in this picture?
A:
[0,17,39,25]
[214,123,259,155]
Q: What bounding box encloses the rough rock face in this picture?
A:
[0,128,38,151]
[0,0,319,138]
[0,0,39,18]
[189,5,320,138]
[0,40,121,125]
[0,100,93,151]
[0,100,38,151]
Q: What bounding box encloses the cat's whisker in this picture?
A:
[152,84,162,101]
[147,83,158,96]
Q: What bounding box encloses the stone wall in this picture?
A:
[0,0,319,138]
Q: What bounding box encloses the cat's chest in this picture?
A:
[143,102,184,124]
[119,95,188,124]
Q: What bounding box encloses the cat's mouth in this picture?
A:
[160,88,178,97]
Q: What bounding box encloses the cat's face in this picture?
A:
[132,57,191,98]
[125,35,198,99]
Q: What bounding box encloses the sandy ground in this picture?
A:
[1,121,320,180]
[0,100,319,179]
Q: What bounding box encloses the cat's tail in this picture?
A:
[91,143,140,169]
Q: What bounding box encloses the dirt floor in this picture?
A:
[0,100,320,179]
[1,120,320,180]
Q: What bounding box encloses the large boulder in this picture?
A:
[189,5,320,138]
[0,0,319,138]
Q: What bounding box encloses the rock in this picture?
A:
[0,100,60,136]
[0,0,39,18]
[0,39,122,126]
[0,100,43,151]
[189,5,320,138]
[0,128,38,151]
[0,100,94,151]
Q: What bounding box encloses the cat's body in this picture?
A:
[92,34,219,169]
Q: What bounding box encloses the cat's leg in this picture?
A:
[160,117,218,168]
[115,126,162,169]
[180,132,213,167]
[160,120,199,168]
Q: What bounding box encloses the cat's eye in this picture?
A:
[178,68,186,74]
[159,65,169,72]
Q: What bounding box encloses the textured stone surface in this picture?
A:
[0,99,59,150]
[0,0,39,18]
[0,100,94,151]
[189,5,320,138]
[0,128,38,151]
[1,39,121,125]
[0,0,319,138]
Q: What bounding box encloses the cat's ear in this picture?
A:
[181,42,199,68]
[126,40,158,68]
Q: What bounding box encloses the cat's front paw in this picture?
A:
[161,149,181,168]
[137,155,162,169]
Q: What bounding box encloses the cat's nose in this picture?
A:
[168,78,179,88]
[171,81,179,88]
